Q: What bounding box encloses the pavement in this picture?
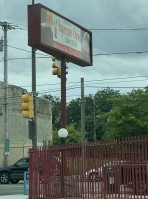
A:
[0,195,28,199]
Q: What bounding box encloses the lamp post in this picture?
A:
[58,128,68,197]
[58,128,68,144]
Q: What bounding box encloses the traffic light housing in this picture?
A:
[22,93,34,118]
[52,68,61,76]
[52,57,61,78]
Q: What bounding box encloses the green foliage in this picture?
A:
[95,88,120,113]
[67,98,81,128]
[52,124,81,145]
[85,88,120,141]
[102,89,148,139]
[42,87,148,144]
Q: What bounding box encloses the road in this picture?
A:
[0,182,24,196]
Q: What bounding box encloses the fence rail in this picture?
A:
[29,136,148,199]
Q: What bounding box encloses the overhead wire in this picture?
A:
[7,45,50,57]
[0,85,147,109]
[0,75,148,95]
[89,28,148,31]
[0,50,148,63]
[0,40,148,64]
[0,75,146,90]
[6,25,148,31]
[0,84,147,102]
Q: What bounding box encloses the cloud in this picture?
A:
[0,0,148,98]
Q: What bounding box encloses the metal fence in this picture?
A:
[29,136,148,199]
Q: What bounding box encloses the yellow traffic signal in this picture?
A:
[52,62,56,68]
[52,57,61,78]
[22,93,34,118]
[52,68,61,76]
[52,57,56,62]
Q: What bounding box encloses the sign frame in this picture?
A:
[28,4,93,67]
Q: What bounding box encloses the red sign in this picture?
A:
[28,4,93,67]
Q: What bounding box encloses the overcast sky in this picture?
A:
[1,0,148,101]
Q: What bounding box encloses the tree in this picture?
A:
[102,89,148,139]
[67,95,94,129]
[95,88,120,113]
[67,95,95,142]
[85,88,121,141]
[67,98,81,128]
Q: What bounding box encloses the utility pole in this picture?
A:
[94,96,96,141]
[0,21,14,166]
[81,78,86,181]
[81,78,85,143]
[31,0,37,148]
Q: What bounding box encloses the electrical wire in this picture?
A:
[89,28,148,31]
[93,50,148,56]
[0,50,147,62]
[3,75,148,89]
[0,75,148,97]
[0,75,146,90]
[1,87,148,109]
[7,45,50,57]
[8,25,148,31]
[0,83,147,101]
[0,42,148,63]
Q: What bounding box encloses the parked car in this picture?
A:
[86,160,148,194]
[0,157,29,184]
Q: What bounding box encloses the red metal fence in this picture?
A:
[29,136,148,199]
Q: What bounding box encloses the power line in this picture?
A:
[93,50,148,56]
[1,89,148,109]
[0,50,147,62]
[19,75,148,88]
[0,43,148,63]
[0,83,147,101]
[0,50,147,63]
[0,75,148,91]
[7,24,148,31]
[84,75,148,83]
[7,45,50,57]
[90,28,148,31]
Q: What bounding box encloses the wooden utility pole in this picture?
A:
[0,21,15,166]
[81,78,85,143]
[31,0,37,148]
[94,96,96,141]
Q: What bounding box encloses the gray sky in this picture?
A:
[1,0,148,101]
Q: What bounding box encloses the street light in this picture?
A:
[58,128,68,144]
[58,128,68,197]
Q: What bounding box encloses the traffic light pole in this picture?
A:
[60,58,67,197]
[61,58,67,129]
[31,0,37,148]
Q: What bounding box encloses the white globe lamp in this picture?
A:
[58,128,68,145]
[58,128,68,138]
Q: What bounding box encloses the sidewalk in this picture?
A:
[0,195,28,199]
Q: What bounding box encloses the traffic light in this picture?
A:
[52,57,61,78]
[22,93,34,118]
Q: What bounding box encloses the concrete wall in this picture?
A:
[0,82,52,166]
